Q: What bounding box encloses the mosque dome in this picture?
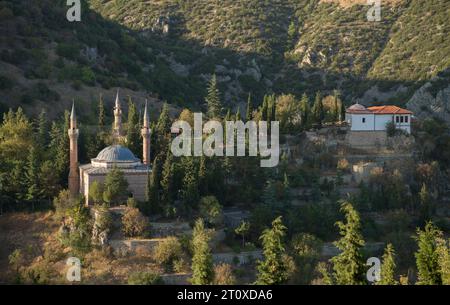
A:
[346,103,371,114]
[91,145,141,168]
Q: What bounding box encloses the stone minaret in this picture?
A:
[68,101,79,197]
[113,90,122,140]
[141,100,151,165]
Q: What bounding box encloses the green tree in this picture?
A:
[147,156,161,213]
[235,221,250,247]
[25,146,41,207]
[436,237,450,285]
[154,103,171,156]
[181,157,199,209]
[103,167,129,205]
[377,243,398,285]
[256,216,291,285]
[39,160,60,199]
[419,183,434,225]
[126,97,141,156]
[36,109,48,148]
[415,222,443,285]
[330,201,366,285]
[299,93,310,129]
[246,93,253,121]
[89,180,104,204]
[205,74,222,119]
[311,91,324,127]
[199,196,222,226]
[191,219,214,285]
[160,151,174,216]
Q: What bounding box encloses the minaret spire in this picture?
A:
[141,99,151,165]
[113,89,123,140]
[68,100,79,197]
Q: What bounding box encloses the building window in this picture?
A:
[405,116,409,123]
[396,116,400,123]
[400,116,404,123]
[362,118,366,123]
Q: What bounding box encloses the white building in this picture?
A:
[345,104,413,134]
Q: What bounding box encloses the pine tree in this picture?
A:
[415,222,443,285]
[312,91,324,127]
[256,216,290,285]
[377,243,398,285]
[436,237,450,285]
[25,146,40,206]
[49,112,69,186]
[299,93,310,128]
[331,201,366,285]
[191,218,214,285]
[246,93,253,121]
[160,150,174,216]
[103,167,129,205]
[205,74,222,119]
[36,109,48,148]
[126,97,141,156]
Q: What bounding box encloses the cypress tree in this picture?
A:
[126,97,141,156]
[312,91,324,127]
[299,93,310,128]
[415,222,443,285]
[235,107,241,121]
[181,157,199,208]
[147,156,161,213]
[246,93,253,121]
[198,155,208,196]
[205,74,222,119]
[256,216,290,285]
[377,243,398,285]
[160,150,174,216]
[191,218,214,285]
[331,201,366,285]
[155,103,171,156]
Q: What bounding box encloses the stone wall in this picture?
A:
[212,250,263,266]
[345,131,387,148]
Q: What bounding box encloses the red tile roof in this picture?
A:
[367,105,413,115]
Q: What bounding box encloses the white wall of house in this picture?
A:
[393,114,411,134]
[374,114,393,131]
[350,113,375,131]
[349,113,411,134]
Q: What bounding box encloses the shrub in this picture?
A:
[128,271,164,285]
[153,237,183,269]
[199,196,223,226]
[213,263,236,285]
[122,207,149,238]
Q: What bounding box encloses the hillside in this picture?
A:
[0,0,449,119]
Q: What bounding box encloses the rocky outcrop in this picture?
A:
[407,79,450,125]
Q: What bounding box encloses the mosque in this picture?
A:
[68,91,152,206]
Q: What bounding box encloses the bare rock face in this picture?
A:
[407,81,450,125]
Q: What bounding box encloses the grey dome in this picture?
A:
[95,145,138,162]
